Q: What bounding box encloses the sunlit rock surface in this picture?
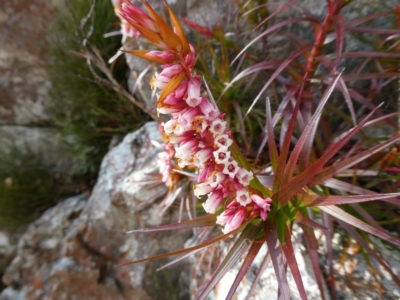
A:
[1,123,190,300]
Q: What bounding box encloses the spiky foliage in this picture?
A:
[115,1,400,299]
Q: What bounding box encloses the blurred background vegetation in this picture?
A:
[0,0,148,229]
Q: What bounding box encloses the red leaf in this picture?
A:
[301,225,327,300]
[225,239,264,300]
[333,15,345,71]
[253,0,300,31]
[196,223,262,300]
[281,226,308,300]
[126,214,217,233]
[320,206,400,247]
[232,18,315,65]
[338,221,400,287]
[264,221,291,300]
[244,250,270,300]
[244,45,310,118]
[294,211,327,230]
[301,193,400,207]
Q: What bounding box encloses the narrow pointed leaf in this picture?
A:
[285,73,342,184]
[126,21,164,47]
[265,221,291,300]
[219,61,279,102]
[196,223,262,300]
[256,87,296,162]
[244,45,310,118]
[232,18,314,65]
[346,11,391,27]
[225,239,264,300]
[254,0,299,30]
[340,51,400,59]
[311,133,400,185]
[119,224,247,267]
[301,225,327,300]
[332,113,398,144]
[158,71,186,104]
[179,18,214,37]
[275,105,379,206]
[301,193,400,207]
[320,205,400,247]
[141,0,181,51]
[164,0,190,54]
[275,84,304,188]
[266,97,279,170]
[121,49,174,64]
[338,220,400,287]
[323,178,376,195]
[333,15,345,71]
[294,211,327,230]
[321,212,337,300]
[345,27,400,35]
[281,226,308,300]
[127,214,217,234]
[245,250,270,300]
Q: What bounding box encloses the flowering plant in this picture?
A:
[113,1,400,299]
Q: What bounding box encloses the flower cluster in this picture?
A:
[120,1,271,233]
[112,0,140,41]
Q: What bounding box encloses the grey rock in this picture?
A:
[1,122,190,300]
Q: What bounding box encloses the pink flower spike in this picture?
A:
[207,171,225,188]
[236,168,254,186]
[175,138,198,157]
[198,162,215,182]
[251,195,272,212]
[175,81,188,99]
[202,190,223,214]
[213,148,231,164]
[163,119,178,135]
[195,147,213,165]
[160,64,184,78]
[199,98,220,120]
[236,189,251,206]
[222,159,239,178]
[192,116,208,133]
[218,206,246,234]
[151,73,170,90]
[157,103,187,114]
[146,51,178,61]
[215,134,233,149]
[120,3,158,32]
[194,182,213,197]
[186,77,202,107]
[168,131,195,144]
[164,93,182,105]
[209,119,226,136]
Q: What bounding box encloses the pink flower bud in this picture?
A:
[146,51,178,61]
[207,171,226,188]
[151,73,170,90]
[202,190,223,214]
[185,77,202,107]
[250,195,272,212]
[175,81,188,99]
[199,98,220,120]
[195,147,213,165]
[194,182,213,197]
[160,64,184,78]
